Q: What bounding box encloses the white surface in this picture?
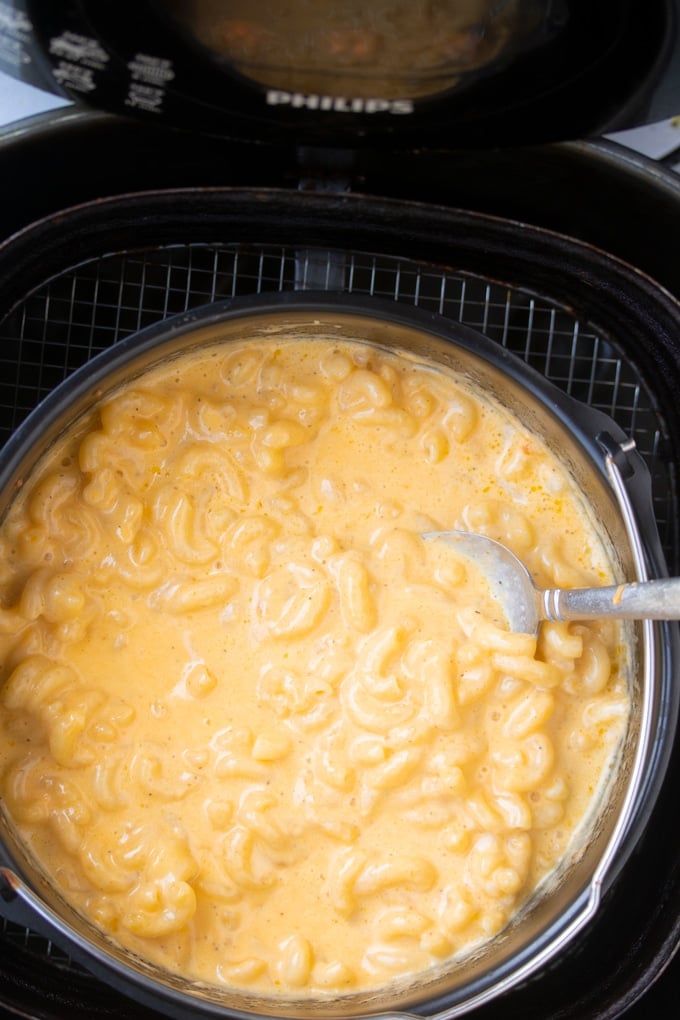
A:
[607,117,680,161]
[0,69,71,126]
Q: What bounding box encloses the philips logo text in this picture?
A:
[266,90,414,115]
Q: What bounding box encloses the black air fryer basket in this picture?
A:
[0,167,679,1017]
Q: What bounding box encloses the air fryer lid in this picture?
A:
[0,294,669,1020]
[5,0,678,145]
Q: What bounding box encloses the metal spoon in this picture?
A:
[424,530,680,634]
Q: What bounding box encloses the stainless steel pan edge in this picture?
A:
[0,293,676,1020]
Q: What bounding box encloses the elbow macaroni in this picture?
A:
[0,336,630,994]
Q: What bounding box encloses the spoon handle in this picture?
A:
[542,577,680,622]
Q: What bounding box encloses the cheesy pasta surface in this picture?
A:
[0,337,629,995]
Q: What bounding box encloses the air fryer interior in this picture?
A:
[0,191,678,1020]
[0,293,655,1018]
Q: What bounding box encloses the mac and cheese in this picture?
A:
[0,335,630,995]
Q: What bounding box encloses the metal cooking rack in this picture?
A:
[0,240,677,975]
[1,243,673,551]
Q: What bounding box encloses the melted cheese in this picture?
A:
[0,337,629,995]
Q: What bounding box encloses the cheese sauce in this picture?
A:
[0,337,629,995]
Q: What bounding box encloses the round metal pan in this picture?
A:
[0,293,676,1020]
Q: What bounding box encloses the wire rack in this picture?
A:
[1,242,674,549]
[0,240,677,979]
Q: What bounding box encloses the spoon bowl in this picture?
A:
[424,530,680,634]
